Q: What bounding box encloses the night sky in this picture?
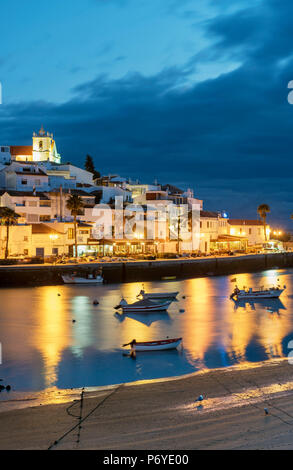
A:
[0,0,293,226]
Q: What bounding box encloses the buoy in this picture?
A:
[72,319,76,323]
[6,385,11,391]
[57,293,61,296]
[93,299,99,305]
[196,395,204,402]
[0,385,5,391]
[264,408,269,415]
[182,296,186,299]
[179,309,185,313]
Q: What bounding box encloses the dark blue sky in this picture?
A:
[0,0,292,226]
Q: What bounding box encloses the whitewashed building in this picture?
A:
[228,219,270,246]
[0,146,11,165]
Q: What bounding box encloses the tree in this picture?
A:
[66,195,84,258]
[85,154,101,180]
[0,207,19,259]
[257,204,270,241]
[273,231,291,242]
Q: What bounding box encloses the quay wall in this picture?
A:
[0,253,292,287]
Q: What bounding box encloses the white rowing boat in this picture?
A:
[137,289,178,301]
[122,337,182,352]
[62,274,103,284]
[230,284,286,300]
[115,298,172,313]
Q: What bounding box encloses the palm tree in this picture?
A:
[0,207,19,259]
[257,204,270,241]
[66,194,84,258]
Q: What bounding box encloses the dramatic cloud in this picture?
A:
[0,0,293,226]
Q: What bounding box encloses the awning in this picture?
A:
[215,235,248,242]
[87,239,155,245]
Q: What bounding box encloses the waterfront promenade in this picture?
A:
[0,252,292,286]
[1,359,293,449]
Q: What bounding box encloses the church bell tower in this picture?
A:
[32,125,61,163]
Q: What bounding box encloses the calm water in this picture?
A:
[0,269,293,399]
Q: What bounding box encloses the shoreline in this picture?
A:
[0,357,288,414]
[2,358,293,449]
[0,252,292,286]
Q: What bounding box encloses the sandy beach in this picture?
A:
[1,359,293,450]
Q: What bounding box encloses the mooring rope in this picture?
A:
[76,387,84,445]
[48,384,124,450]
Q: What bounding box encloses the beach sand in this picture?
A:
[1,359,293,450]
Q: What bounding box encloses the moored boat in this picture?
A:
[230,284,286,301]
[62,273,103,284]
[137,289,178,301]
[115,298,172,313]
[122,337,182,352]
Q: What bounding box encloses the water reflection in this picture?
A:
[70,296,94,357]
[115,311,172,327]
[0,268,292,395]
[232,298,286,314]
[34,287,69,388]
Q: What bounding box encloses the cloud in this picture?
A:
[1,0,293,226]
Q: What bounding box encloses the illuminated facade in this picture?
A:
[228,219,270,246]
[11,126,61,163]
[32,126,61,163]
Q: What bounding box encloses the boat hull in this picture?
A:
[141,292,178,300]
[120,301,172,313]
[124,338,182,351]
[235,289,284,300]
[62,275,103,284]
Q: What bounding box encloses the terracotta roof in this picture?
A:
[228,219,263,226]
[217,234,247,241]
[31,224,62,235]
[200,210,219,218]
[161,184,184,194]
[10,146,32,156]
[0,190,49,199]
[78,222,92,227]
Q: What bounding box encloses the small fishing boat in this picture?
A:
[122,337,182,352]
[62,273,103,284]
[137,289,178,301]
[230,284,286,301]
[115,298,172,313]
